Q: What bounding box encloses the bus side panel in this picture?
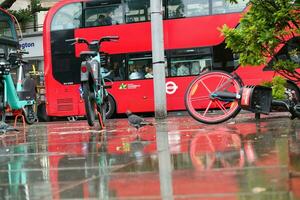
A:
[108,76,196,114]
[107,80,155,113]
[235,65,275,85]
[75,13,242,55]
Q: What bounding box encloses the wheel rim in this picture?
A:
[186,71,241,123]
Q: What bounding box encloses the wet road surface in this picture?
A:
[0,112,300,200]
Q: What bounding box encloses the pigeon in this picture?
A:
[0,121,19,134]
[126,110,154,130]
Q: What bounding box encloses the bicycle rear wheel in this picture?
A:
[82,82,96,126]
[185,71,242,124]
[23,105,36,124]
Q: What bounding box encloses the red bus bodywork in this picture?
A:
[43,0,277,118]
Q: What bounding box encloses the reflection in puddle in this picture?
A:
[0,117,299,199]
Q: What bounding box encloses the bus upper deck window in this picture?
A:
[212,0,248,14]
[125,0,150,23]
[85,4,123,27]
[167,0,209,19]
[51,3,82,31]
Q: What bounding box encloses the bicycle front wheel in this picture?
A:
[82,82,96,126]
[185,71,242,124]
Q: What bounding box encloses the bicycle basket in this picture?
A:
[239,85,272,114]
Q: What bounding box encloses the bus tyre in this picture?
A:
[37,103,51,122]
[82,82,96,126]
[105,94,115,119]
[23,105,36,125]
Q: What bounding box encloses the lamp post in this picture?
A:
[151,0,167,119]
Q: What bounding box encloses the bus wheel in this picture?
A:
[106,94,116,119]
[37,103,51,122]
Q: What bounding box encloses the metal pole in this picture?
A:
[151,0,167,119]
[156,119,174,199]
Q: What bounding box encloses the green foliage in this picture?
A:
[9,9,32,24]
[262,76,287,99]
[273,60,299,72]
[222,0,300,82]
[2,0,48,25]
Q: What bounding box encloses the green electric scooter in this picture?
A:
[0,49,36,124]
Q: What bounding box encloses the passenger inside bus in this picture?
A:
[177,63,190,76]
[191,62,200,75]
[109,62,124,80]
[129,65,143,80]
[95,14,112,26]
[144,66,153,78]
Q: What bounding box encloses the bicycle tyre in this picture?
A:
[82,82,96,126]
[185,71,242,124]
[23,105,36,124]
[97,87,107,129]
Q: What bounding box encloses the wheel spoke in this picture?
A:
[215,100,228,114]
[200,79,211,93]
[190,95,210,102]
[216,76,226,91]
[203,100,213,117]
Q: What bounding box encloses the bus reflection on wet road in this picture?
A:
[0,113,299,199]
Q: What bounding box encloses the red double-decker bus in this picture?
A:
[42,0,300,120]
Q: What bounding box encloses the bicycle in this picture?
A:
[66,36,119,127]
[185,70,300,124]
[0,49,37,124]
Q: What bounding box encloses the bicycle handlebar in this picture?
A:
[99,36,119,43]
[9,49,29,55]
[66,38,89,46]
[66,36,119,47]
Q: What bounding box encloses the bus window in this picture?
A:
[128,53,152,80]
[0,21,14,39]
[265,37,300,71]
[125,0,150,23]
[85,4,123,27]
[212,0,248,14]
[212,42,236,72]
[51,3,82,31]
[167,0,209,19]
[108,55,126,81]
[169,48,212,76]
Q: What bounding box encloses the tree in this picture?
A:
[222,0,300,83]
[0,0,49,25]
